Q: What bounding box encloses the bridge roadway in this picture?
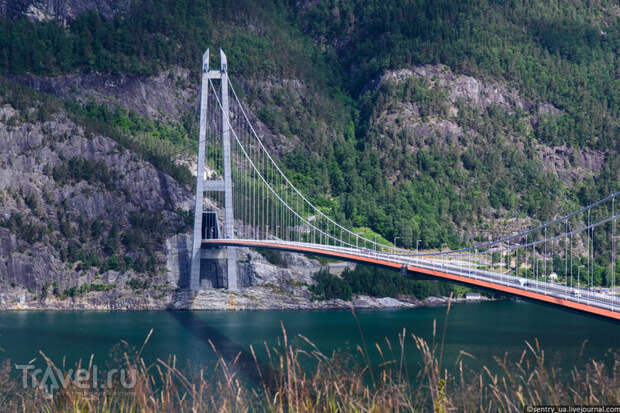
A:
[202,239,620,321]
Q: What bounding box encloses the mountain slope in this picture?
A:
[0,0,617,300]
[0,78,192,308]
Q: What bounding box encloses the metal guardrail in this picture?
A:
[206,239,618,314]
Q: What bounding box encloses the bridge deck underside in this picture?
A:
[202,239,620,321]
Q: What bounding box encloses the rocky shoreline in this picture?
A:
[0,233,494,311]
[0,286,492,311]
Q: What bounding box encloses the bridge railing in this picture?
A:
[201,62,618,311]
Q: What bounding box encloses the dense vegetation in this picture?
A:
[310,266,461,301]
[0,0,618,252]
[0,0,335,83]
[285,0,619,248]
[52,157,119,191]
[295,0,620,151]
[309,268,353,301]
[64,99,195,186]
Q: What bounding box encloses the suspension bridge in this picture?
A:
[191,49,619,321]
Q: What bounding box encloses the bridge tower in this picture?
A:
[190,49,238,291]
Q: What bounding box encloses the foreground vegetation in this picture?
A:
[1,308,617,412]
[309,266,463,301]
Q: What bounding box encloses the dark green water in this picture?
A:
[0,301,618,378]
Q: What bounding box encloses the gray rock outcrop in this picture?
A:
[0,0,129,22]
[0,99,192,309]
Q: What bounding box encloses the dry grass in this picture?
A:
[0,304,617,412]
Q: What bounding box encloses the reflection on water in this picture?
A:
[0,301,618,379]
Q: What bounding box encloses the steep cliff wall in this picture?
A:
[0,0,128,21]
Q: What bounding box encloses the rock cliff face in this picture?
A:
[361,64,608,240]
[0,65,363,311]
[11,67,195,124]
[377,65,532,112]
[0,96,193,309]
[0,0,129,22]
[370,64,606,187]
[10,71,309,160]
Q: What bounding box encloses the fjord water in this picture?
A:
[1,301,618,377]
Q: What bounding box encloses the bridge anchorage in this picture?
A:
[191,49,619,320]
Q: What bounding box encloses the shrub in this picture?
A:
[342,265,456,299]
[128,278,149,290]
[257,248,287,267]
[309,269,352,301]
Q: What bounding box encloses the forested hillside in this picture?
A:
[0,0,618,252]
[290,0,619,247]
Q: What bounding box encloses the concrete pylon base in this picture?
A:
[199,247,238,290]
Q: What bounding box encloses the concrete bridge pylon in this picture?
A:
[190,49,238,292]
